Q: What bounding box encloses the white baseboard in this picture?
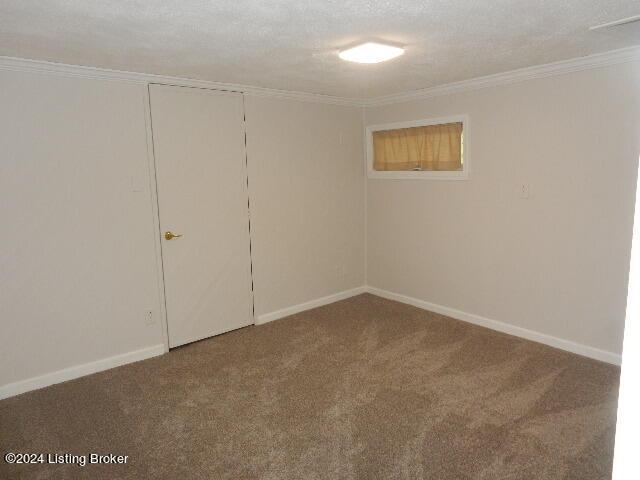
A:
[2,286,619,400]
[0,344,166,400]
[366,286,622,365]
[255,286,368,325]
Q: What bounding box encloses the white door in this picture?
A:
[149,84,253,348]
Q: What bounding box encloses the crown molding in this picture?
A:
[1,45,639,109]
[0,55,363,107]
[363,45,640,107]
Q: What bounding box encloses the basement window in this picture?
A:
[366,115,468,180]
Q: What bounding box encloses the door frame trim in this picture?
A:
[143,84,171,353]
[241,94,257,322]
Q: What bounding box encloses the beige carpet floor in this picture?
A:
[0,294,620,479]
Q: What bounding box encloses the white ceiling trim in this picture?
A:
[0,55,363,107]
[1,45,639,108]
[363,45,640,107]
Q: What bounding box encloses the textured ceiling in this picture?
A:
[0,1,639,98]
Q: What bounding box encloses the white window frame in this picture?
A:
[365,114,469,180]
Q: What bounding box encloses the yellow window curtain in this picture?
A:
[372,122,463,171]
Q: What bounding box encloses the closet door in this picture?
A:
[149,84,253,348]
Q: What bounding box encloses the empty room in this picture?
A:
[1,1,640,479]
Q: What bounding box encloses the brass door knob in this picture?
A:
[164,231,183,240]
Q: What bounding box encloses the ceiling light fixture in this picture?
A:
[339,42,404,64]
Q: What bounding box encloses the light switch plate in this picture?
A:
[144,309,155,325]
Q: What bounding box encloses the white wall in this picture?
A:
[2,57,636,397]
[0,69,366,396]
[244,96,364,317]
[364,61,640,356]
[0,70,166,390]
